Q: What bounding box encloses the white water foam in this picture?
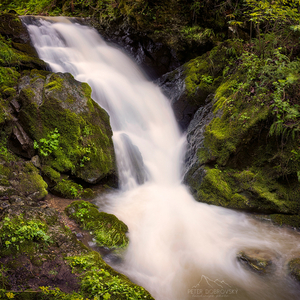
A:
[23,17,300,300]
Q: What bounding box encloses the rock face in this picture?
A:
[0,13,47,70]
[183,98,214,192]
[158,66,200,131]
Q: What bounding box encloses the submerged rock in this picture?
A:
[237,250,274,275]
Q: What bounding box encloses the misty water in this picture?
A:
[22,17,300,299]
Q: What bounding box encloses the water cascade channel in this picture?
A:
[22,17,300,300]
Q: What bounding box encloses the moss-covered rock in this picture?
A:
[18,70,116,185]
[0,14,47,70]
[159,40,243,130]
[270,214,300,230]
[288,258,300,283]
[65,200,129,249]
[0,157,48,202]
[237,250,274,275]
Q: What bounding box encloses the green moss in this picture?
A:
[20,162,48,200]
[198,167,248,209]
[53,179,83,199]
[0,66,20,87]
[196,166,300,213]
[0,156,48,200]
[65,200,129,249]
[30,69,51,80]
[44,75,64,91]
[2,87,16,97]
[80,188,95,199]
[41,165,61,182]
[183,40,243,107]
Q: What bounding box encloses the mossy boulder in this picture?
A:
[288,258,300,283]
[183,44,300,217]
[65,200,129,249]
[237,250,274,275]
[18,70,116,185]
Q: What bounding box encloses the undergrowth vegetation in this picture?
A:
[0,215,51,255]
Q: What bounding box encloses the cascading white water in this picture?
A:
[23,17,300,300]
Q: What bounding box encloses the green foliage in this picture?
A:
[180,26,215,44]
[39,285,98,300]
[81,268,148,299]
[66,252,153,300]
[34,128,60,157]
[0,215,51,253]
[0,264,8,290]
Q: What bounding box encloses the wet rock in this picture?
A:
[183,98,214,193]
[237,250,274,275]
[158,66,200,131]
[288,258,300,283]
[10,99,20,113]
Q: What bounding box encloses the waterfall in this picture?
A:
[22,17,300,300]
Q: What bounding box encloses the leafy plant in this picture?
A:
[0,216,51,252]
[201,74,213,84]
[34,128,60,157]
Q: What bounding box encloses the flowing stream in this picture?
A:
[22,17,300,300]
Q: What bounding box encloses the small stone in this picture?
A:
[76,233,84,239]
[9,195,25,206]
[31,155,41,169]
